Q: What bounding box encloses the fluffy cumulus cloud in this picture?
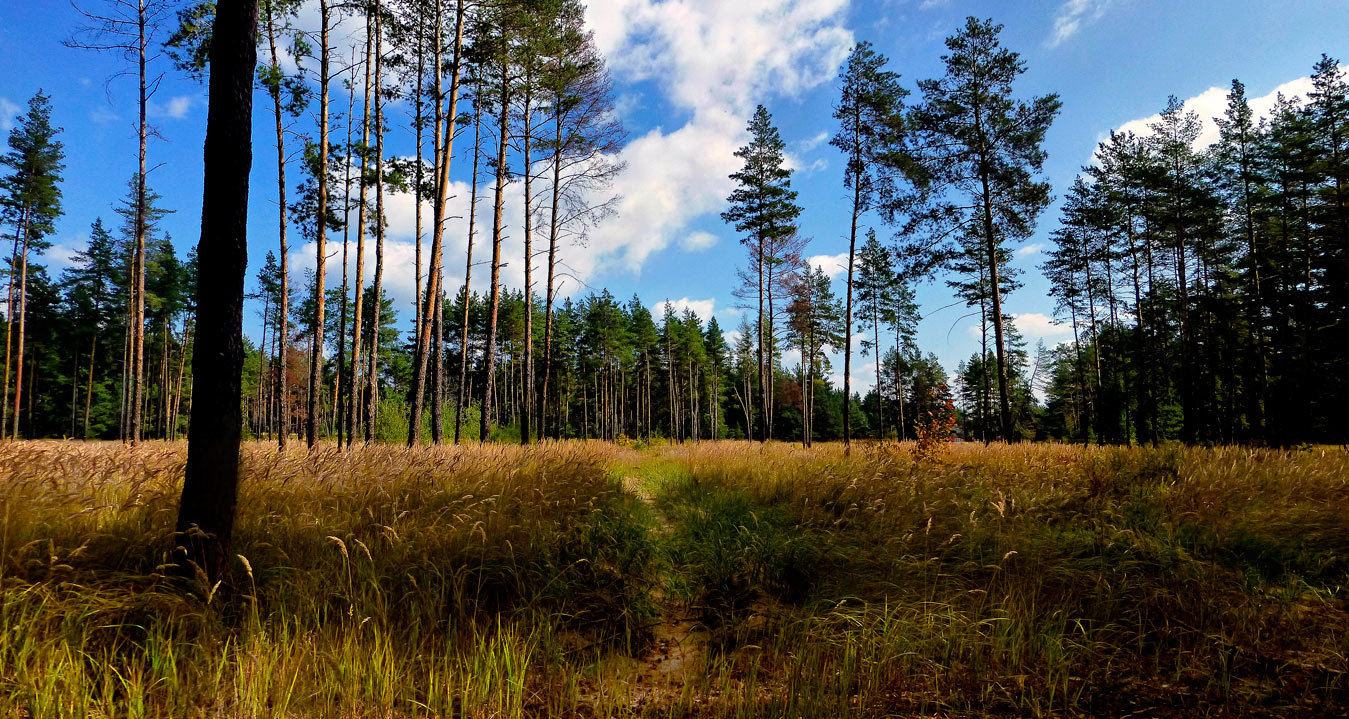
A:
[965,312,1073,345]
[1046,0,1111,49]
[808,252,850,279]
[651,296,717,320]
[287,0,854,321]
[1016,242,1045,257]
[1108,73,1329,152]
[582,0,853,274]
[1012,312,1073,343]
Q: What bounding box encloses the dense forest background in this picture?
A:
[2,1,1347,447]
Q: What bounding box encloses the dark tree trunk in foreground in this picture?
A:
[176,0,258,583]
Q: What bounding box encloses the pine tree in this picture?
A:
[177,0,260,583]
[910,17,1060,443]
[722,105,801,443]
[831,40,914,448]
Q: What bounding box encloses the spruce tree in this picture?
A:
[1,91,65,439]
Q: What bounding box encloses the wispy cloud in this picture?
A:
[90,106,119,125]
[794,130,829,153]
[1016,243,1045,257]
[150,95,196,120]
[0,97,19,131]
[1047,0,1112,49]
[680,231,718,252]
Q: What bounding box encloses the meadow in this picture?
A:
[1,439,1346,717]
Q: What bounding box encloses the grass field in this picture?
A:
[2,440,1347,717]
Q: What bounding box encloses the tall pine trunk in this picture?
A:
[346,12,373,447]
[305,0,330,448]
[176,0,259,582]
[455,80,482,445]
[335,49,355,448]
[520,69,534,446]
[364,0,385,444]
[10,221,29,439]
[480,61,509,443]
[409,0,464,445]
[540,93,564,441]
[264,4,291,450]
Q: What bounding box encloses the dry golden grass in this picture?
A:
[2,439,1347,717]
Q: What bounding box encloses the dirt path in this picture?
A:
[621,475,706,705]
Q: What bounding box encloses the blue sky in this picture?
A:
[2,0,1347,392]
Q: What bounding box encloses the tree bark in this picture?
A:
[10,220,29,439]
[346,11,373,447]
[335,42,355,449]
[264,3,291,450]
[1,221,18,435]
[364,0,385,444]
[480,60,510,444]
[455,79,482,445]
[520,68,534,446]
[409,0,463,445]
[83,334,97,438]
[176,0,259,583]
[305,0,330,448]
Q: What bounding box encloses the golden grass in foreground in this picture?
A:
[2,439,1347,717]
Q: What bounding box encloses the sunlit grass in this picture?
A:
[2,439,1346,716]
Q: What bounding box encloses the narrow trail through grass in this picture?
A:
[620,467,709,710]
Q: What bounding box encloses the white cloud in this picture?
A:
[90,107,118,125]
[592,0,852,119]
[652,296,716,320]
[681,231,718,252]
[794,130,829,152]
[1016,242,1044,257]
[963,313,1072,346]
[0,97,18,131]
[1046,0,1111,49]
[808,252,849,279]
[150,95,196,120]
[287,0,856,326]
[581,0,854,278]
[1108,73,1327,152]
[45,240,87,271]
[1012,312,1072,342]
[828,358,877,395]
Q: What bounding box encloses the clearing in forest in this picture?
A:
[2,440,1347,717]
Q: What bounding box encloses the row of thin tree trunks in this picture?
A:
[1054,167,1325,447]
